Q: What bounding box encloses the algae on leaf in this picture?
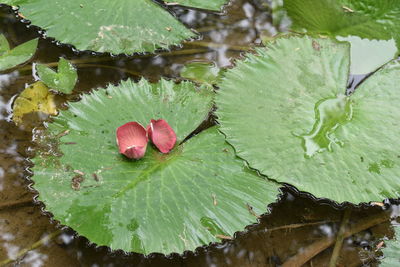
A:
[31,79,280,254]
[216,35,400,204]
[4,0,229,54]
[0,35,38,71]
[282,0,400,74]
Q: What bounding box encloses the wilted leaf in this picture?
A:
[36,58,78,94]
[13,81,57,125]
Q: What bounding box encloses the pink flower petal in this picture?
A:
[147,119,177,153]
[116,122,148,159]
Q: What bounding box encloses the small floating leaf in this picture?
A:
[5,0,228,54]
[12,81,57,125]
[164,0,227,11]
[116,122,148,159]
[216,36,400,204]
[147,119,177,154]
[31,79,280,254]
[283,0,400,74]
[180,61,222,87]
[36,58,78,94]
[381,226,400,267]
[0,35,38,71]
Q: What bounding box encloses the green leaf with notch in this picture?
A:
[0,35,38,71]
[216,35,400,204]
[282,0,400,75]
[4,0,228,54]
[31,78,280,254]
[36,58,78,94]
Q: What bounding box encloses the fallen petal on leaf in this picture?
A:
[147,119,177,153]
[116,122,148,159]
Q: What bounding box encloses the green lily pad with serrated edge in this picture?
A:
[0,35,38,71]
[282,0,400,75]
[4,0,228,54]
[216,35,400,204]
[36,58,78,94]
[381,226,400,267]
[31,78,281,254]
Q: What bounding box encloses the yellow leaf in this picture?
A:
[13,81,57,125]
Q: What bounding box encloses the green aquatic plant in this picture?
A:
[0,34,37,71]
[381,226,400,266]
[35,58,78,94]
[216,35,400,204]
[31,78,280,254]
[278,0,400,74]
[1,0,228,54]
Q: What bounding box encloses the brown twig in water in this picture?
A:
[282,211,389,267]
[0,229,62,265]
[328,209,351,267]
[184,41,251,51]
[268,220,338,232]
[0,199,33,211]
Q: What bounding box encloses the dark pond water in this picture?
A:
[0,0,399,266]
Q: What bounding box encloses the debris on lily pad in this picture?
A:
[0,35,38,72]
[13,81,57,125]
[35,58,78,94]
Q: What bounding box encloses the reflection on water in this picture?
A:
[0,0,399,266]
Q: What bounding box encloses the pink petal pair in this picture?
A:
[116,119,177,159]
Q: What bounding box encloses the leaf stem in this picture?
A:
[0,229,62,265]
[184,41,252,51]
[267,220,339,232]
[282,211,389,266]
[0,199,33,211]
[328,209,351,267]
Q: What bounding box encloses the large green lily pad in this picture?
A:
[216,35,400,204]
[381,226,400,267]
[31,79,280,254]
[282,0,400,74]
[4,0,228,54]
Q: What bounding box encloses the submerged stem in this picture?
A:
[282,211,389,266]
[0,229,62,265]
[0,199,33,211]
[328,209,351,267]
